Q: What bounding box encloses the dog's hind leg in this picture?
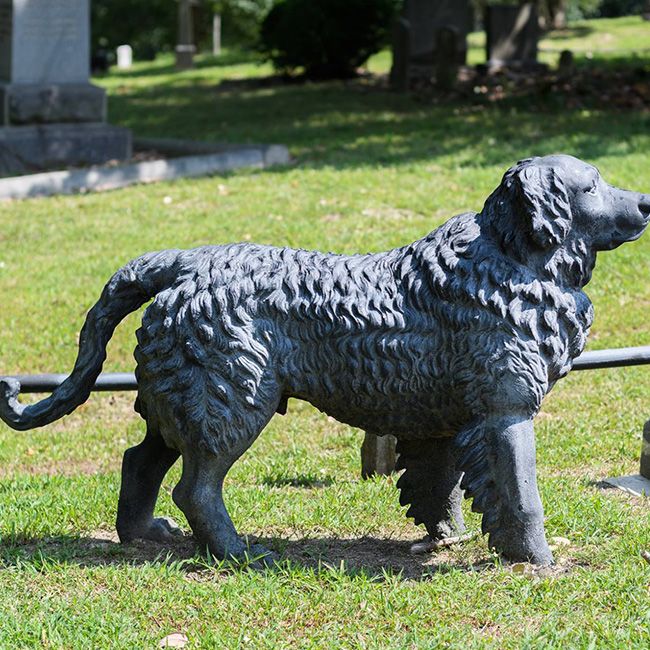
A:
[116,427,181,543]
[456,415,553,565]
[396,437,466,553]
[171,434,275,566]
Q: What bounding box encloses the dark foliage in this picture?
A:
[259,0,400,79]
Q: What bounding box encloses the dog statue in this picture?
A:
[1,155,648,566]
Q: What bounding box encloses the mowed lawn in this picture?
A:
[0,15,649,649]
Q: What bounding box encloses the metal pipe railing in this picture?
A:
[3,346,650,394]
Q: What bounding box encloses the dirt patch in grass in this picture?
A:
[0,529,574,581]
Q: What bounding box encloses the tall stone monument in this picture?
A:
[0,0,131,175]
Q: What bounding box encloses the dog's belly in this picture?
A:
[283,334,470,438]
[307,392,468,439]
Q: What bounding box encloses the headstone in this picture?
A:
[434,26,459,91]
[558,49,574,76]
[0,0,131,175]
[390,0,472,90]
[213,14,222,56]
[116,45,133,70]
[389,17,411,92]
[485,3,539,68]
[176,0,197,70]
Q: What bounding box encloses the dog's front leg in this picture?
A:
[456,415,553,566]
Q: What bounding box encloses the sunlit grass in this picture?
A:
[0,15,648,650]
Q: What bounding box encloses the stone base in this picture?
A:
[603,474,650,497]
[0,123,132,175]
[0,83,106,125]
[361,432,397,478]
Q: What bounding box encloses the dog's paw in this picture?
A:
[245,543,279,569]
[140,517,183,543]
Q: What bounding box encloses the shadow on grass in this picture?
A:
[0,531,493,581]
[106,50,264,80]
[260,473,335,488]
[106,69,650,172]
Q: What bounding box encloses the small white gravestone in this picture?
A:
[117,45,133,69]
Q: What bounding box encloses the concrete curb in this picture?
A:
[0,142,290,200]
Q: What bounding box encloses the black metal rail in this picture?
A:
[3,346,650,394]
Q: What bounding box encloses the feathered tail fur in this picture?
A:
[0,250,181,430]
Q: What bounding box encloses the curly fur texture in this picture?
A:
[1,154,648,564]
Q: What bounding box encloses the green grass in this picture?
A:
[0,14,649,649]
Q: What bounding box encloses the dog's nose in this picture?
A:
[639,194,650,223]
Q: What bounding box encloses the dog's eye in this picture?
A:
[584,182,598,195]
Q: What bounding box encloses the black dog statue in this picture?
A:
[1,155,648,566]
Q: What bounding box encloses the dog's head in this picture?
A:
[485,155,650,256]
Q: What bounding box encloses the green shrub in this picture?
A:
[259,0,399,79]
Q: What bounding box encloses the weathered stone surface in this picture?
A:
[361,433,397,478]
[0,142,289,199]
[486,3,539,67]
[0,0,130,169]
[0,83,106,125]
[403,0,471,65]
[391,0,472,89]
[0,0,90,84]
[434,26,460,90]
[0,123,131,175]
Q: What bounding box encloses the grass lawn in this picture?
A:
[0,14,649,649]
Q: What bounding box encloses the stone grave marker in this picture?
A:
[117,45,133,70]
[434,26,460,91]
[391,0,472,89]
[0,0,131,175]
[485,2,539,68]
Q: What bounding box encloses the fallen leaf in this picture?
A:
[159,632,188,648]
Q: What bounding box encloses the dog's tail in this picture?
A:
[0,250,182,431]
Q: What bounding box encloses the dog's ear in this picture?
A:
[512,165,572,249]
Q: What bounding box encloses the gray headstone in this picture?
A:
[389,17,411,92]
[486,3,539,68]
[435,26,459,91]
[404,0,471,65]
[391,0,472,89]
[0,0,131,174]
[0,0,89,84]
[558,49,574,76]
